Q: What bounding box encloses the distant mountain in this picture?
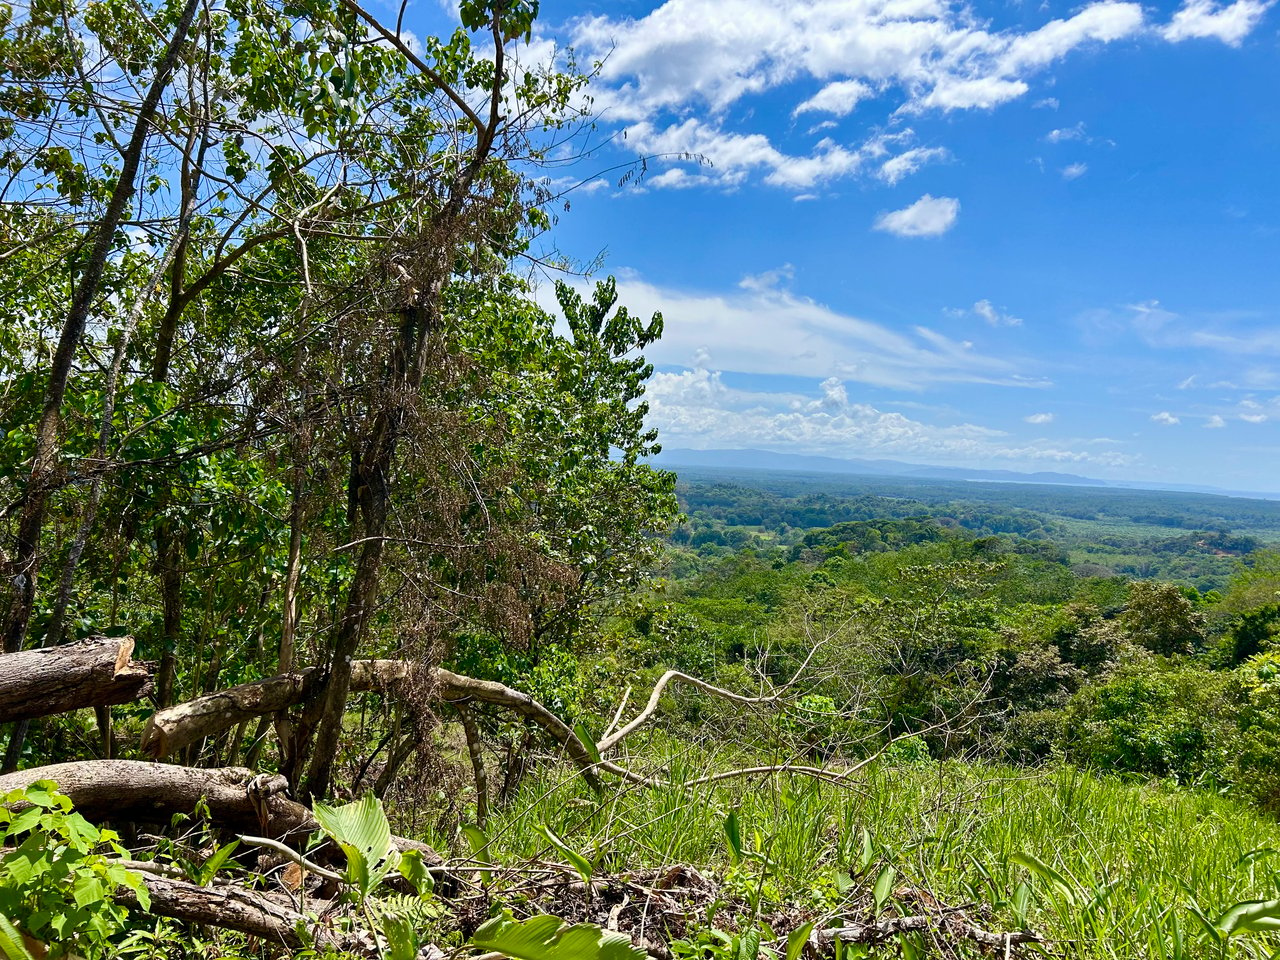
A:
[652,447,1102,486]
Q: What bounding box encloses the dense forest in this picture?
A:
[3,0,1280,959]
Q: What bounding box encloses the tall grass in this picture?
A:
[422,743,1280,959]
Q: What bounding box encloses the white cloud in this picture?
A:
[1045,122,1087,142]
[918,77,1029,111]
[1205,414,1227,428]
[1034,97,1060,109]
[874,194,960,237]
[1162,0,1273,44]
[878,146,949,184]
[1025,412,1055,423]
[972,299,1024,326]
[1061,162,1088,179]
[1151,411,1181,425]
[546,269,1049,390]
[1177,374,1197,389]
[794,79,874,117]
[1240,412,1269,423]
[561,0,1248,190]
[625,119,944,190]
[645,367,1132,468]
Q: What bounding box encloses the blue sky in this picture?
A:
[422,0,1280,490]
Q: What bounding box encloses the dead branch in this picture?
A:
[815,915,1044,952]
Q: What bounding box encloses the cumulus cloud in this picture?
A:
[1241,412,1269,423]
[793,79,875,117]
[1025,412,1055,424]
[1061,162,1089,180]
[624,120,943,190]
[1151,411,1181,425]
[878,147,949,184]
[874,194,960,237]
[556,0,1260,191]
[1163,0,1273,44]
[644,367,1131,468]
[545,269,1048,390]
[1205,414,1227,428]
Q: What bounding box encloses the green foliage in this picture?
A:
[0,782,148,958]
[469,912,647,960]
[312,792,399,898]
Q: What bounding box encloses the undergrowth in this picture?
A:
[418,745,1280,959]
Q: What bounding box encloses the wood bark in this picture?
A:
[0,761,312,838]
[0,636,152,724]
[0,760,443,863]
[115,873,339,949]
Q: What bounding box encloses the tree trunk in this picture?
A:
[1,0,202,654]
[0,637,152,724]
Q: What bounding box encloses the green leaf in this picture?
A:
[381,910,420,960]
[785,923,813,960]
[463,824,492,867]
[397,848,434,895]
[312,792,398,896]
[872,865,895,916]
[1214,899,1280,936]
[0,915,35,960]
[724,810,743,865]
[470,913,647,960]
[538,825,593,885]
[200,839,240,886]
[1011,852,1076,905]
[573,721,602,767]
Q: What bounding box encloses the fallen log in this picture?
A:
[0,761,312,837]
[0,636,152,723]
[0,760,443,863]
[115,872,339,950]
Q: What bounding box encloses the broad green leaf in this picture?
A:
[538,825,593,885]
[470,913,646,960]
[463,824,492,867]
[312,792,398,896]
[1214,899,1280,936]
[724,810,743,864]
[397,848,434,895]
[785,923,813,960]
[1011,852,1076,905]
[873,864,895,915]
[573,722,602,767]
[200,839,240,886]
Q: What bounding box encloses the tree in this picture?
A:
[1120,581,1206,657]
[0,0,678,798]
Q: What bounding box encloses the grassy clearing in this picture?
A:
[419,748,1280,959]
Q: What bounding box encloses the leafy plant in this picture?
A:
[0,781,149,958]
[469,912,647,960]
[312,791,400,899]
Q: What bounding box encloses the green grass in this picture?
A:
[431,748,1280,959]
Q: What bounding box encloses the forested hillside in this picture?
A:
[3,0,1280,958]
